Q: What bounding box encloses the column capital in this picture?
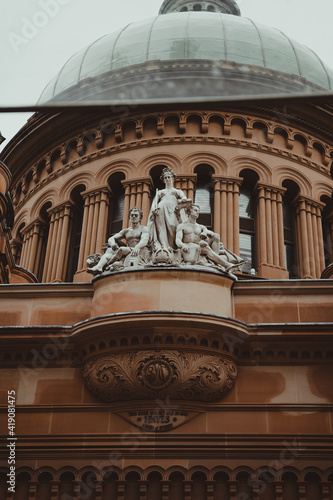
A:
[212,175,243,185]
[121,177,153,188]
[175,173,197,181]
[82,186,110,199]
[294,195,325,212]
[47,200,74,216]
[255,182,287,197]
[22,217,48,234]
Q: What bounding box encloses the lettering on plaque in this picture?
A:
[116,409,200,432]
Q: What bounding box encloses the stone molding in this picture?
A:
[10,109,333,214]
[83,350,237,403]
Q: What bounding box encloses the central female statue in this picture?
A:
[149,167,191,253]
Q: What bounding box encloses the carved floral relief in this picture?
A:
[83,350,237,403]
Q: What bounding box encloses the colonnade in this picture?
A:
[19,218,48,279]
[42,202,73,282]
[122,178,152,226]
[16,174,329,282]
[2,471,331,500]
[295,197,325,279]
[212,176,241,254]
[77,188,109,272]
[256,184,287,279]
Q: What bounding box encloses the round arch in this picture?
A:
[95,159,135,186]
[30,188,58,220]
[274,167,312,197]
[229,157,272,183]
[137,153,182,178]
[59,172,94,201]
[183,151,226,175]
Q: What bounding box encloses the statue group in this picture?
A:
[87,168,245,278]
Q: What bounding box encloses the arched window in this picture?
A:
[124,471,140,500]
[80,472,97,500]
[102,472,118,499]
[239,170,258,274]
[36,202,51,281]
[36,472,52,500]
[191,471,207,500]
[14,222,25,265]
[147,472,162,500]
[321,194,333,268]
[213,471,229,498]
[169,472,184,500]
[236,471,253,500]
[194,165,214,229]
[282,472,299,500]
[59,472,75,500]
[15,472,31,500]
[305,472,322,500]
[67,185,85,282]
[282,180,299,278]
[108,172,125,235]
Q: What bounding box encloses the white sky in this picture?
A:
[1,0,332,152]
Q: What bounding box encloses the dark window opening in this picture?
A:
[37,202,52,281]
[282,180,299,278]
[194,164,214,229]
[239,169,258,274]
[108,172,125,236]
[67,185,85,281]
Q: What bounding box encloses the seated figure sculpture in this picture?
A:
[176,204,245,274]
[87,206,149,274]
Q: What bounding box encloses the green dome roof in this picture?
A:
[39,12,333,103]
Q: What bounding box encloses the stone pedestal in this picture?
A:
[90,268,234,318]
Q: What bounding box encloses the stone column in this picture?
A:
[212,176,242,253]
[50,482,59,500]
[77,188,110,271]
[228,481,238,500]
[174,174,196,201]
[42,202,73,282]
[161,480,170,500]
[183,480,192,500]
[295,196,325,279]
[321,482,330,500]
[28,481,38,500]
[116,481,125,500]
[297,481,306,500]
[19,225,32,270]
[27,219,47,277]
[206,480,214,500]
[19,219,47,276]
[121,178,152,225]
[256,183,288,279]
[95,483,103,500]
[139,480,148,500]
[274,482,283,500]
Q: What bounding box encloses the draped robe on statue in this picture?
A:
[149,188,188,250]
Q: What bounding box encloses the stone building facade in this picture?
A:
[0,0,333,498]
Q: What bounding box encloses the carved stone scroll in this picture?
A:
[83,350,237,403]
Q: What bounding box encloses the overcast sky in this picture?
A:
[1,0,333,152]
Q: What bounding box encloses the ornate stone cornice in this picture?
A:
[12,133,332,217]
[8,107,333,213]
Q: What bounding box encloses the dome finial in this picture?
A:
[159,0,241,15]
